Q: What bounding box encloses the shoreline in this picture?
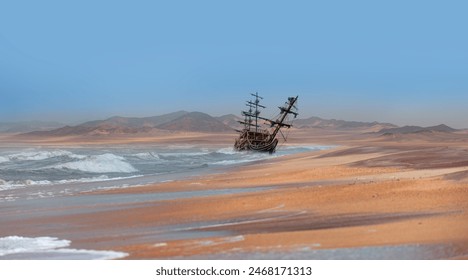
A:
[0,133,467,259]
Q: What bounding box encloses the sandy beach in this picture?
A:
[3,0,468,268]
[1,131,468,259]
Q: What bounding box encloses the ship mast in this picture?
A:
[239,92,265,132]
[234,93,299,154]
[250,92,265,133]
[272,96,298,138]
[239,100,254,130]
[258,96,298,139]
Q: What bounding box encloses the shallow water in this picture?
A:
[0,145,330,202]
[0,236,127,260]
[0,145,331,259]
[2,144,462,260]
[1,186,274,220]
[188,243,465,260]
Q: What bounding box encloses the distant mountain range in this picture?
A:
[374,124,461,142]
[378,124,458,135]
[10,111,459,137]
[293,116,397,131]
[0,121,65,133]
[157,112,233,132]
[23,111,233,136]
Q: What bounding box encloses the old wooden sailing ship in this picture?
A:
[234,93,298,153]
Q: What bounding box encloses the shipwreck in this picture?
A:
[234,93,298,153]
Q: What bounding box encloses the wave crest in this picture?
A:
[0,156,8,163]
[5,150,85,161]
[0,236,127,260]
[53,153,137,173]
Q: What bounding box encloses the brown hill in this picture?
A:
[157,112,233,132]
[216,114,243,130]
[22,111,233,137]
[215,114,398,132]
[378,124,457,135]
[294,116,397,132]
[80,111,188,128]
[373,124,468,144]
[24,124,155,136]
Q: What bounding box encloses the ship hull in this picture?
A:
[234,94,297,154]
[234,130,278,154]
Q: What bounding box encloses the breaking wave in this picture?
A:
[133,152,161,160]
[0,156,8,163]
[0,145,332,198]
[5,150,85,161]
[52,153,137,173]
[0,179,51,191]
[215,147,238,155]
[0,236,127,260]
[0,175,141,191]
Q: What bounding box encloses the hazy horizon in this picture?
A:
[2,1,467,128]
[1,109,464,131]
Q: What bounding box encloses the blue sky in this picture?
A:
[1,0,467,127]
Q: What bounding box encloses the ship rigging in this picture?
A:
[234,93,298,153]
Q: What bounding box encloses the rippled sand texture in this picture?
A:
[110,144,468,259]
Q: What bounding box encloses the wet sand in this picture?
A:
[1,131,468,259]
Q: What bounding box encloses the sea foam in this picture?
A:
[215,147,238,155]
[0,175,123,191]
[53,153,137,173]
[6,150,85,161]
[133,152,161,160]
[0,145,332,200]
[0,236,128,260]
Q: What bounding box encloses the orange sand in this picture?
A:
[2,131,468,259]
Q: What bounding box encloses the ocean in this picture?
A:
[0,144,332,259]
[0,145,331,201]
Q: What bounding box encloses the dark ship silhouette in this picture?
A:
[234,93,298,153]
